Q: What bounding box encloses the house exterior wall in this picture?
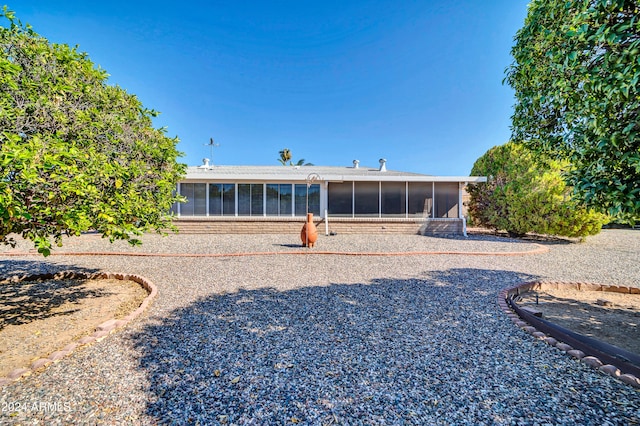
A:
[172,165,484,235]
[173,217,463,235]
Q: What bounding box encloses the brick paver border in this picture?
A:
[0,271,157,387]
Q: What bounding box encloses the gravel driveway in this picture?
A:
[1,230,639,425]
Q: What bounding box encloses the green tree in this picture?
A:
[506,0,639,222]
[468,142,608,238]
[0,8,185,255]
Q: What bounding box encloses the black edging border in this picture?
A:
[498,281,640,389]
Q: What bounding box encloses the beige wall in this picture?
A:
[173,218,463,235]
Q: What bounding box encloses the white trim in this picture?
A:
[184,165,487,184]
[351,181,355,219]
[234,183,238,217]
[185,174,487,184]
[378,181,382,219]
[458,182,463,220]
[405,181,409,219]
[324,209,329,235]
[263,183,267,217]
[432,182,435,219]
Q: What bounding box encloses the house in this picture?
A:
[172,159,486,235]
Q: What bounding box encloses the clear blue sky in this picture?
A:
[9,1,529,175]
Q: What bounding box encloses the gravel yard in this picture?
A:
[1,230,639,424]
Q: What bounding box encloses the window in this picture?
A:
[209,183,236,216]
[294,184,306,216]
[252,184,264,215]
[238,184,264,216]
[209,184,223,215]
[238,183,264,216]
[180,183,206,216]
[434,182,458,218]
[354,181,379,216]
[266,184,293,216]
[238,184,250,215]
[279,184,292,216]
[295,184,320,216]
[381,182,406,216]
[308,184,320,216]
[266,184,280,215]
[408,182,432,217]
[222,184,235,215]
[328,182,352,216]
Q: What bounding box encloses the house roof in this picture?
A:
[183,164,485,183]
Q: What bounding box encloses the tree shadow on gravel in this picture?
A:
[0,259,101,277]
[129,268,564,425]
[0,261,101,329]
[466,229,576,246]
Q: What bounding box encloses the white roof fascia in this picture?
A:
[183,166,486,184]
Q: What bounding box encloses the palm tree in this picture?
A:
[278,148,292,165]
[278,148,313,166]
[294,158,314,166]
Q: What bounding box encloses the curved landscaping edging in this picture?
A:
[498,281,640,389]
[0,271,157,387]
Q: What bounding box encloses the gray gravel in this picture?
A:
[1,229,639,425]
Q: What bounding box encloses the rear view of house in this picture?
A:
[173,159,486,235]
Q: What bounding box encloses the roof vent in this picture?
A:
[200,158,210,168]
[353,159,360,169]
[379,158,387,172]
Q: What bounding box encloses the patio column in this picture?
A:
[458,182,463,219]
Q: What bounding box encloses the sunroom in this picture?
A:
[172,160,485,235]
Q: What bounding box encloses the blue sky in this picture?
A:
[9,1,529,175]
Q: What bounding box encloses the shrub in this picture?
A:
[468,142,608,238]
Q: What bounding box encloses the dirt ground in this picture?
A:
[517,288,640,355]
[0,278,148,378]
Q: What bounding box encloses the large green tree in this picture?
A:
[506,0,639,222]
[468,142,608,238]
[0,8,185,255]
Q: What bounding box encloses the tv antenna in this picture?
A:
[204,137,220,165]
